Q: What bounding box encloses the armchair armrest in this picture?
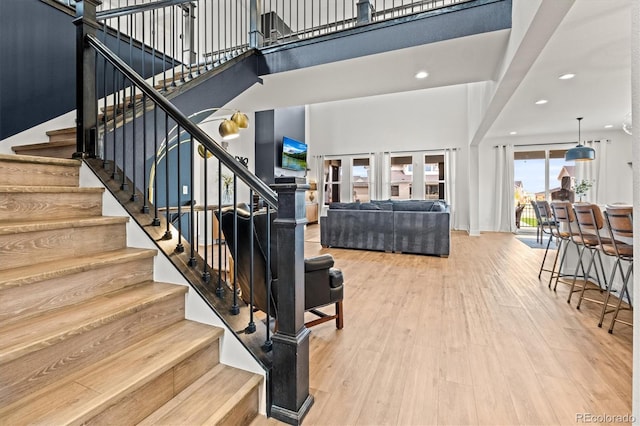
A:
[304,254,335,272]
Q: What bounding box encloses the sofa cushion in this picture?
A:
[392,200,434,212]
[370,200,393,210]
[329,202,360,210]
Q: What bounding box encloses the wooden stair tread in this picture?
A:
[0,247,157,290]
[0,215,128,234]
[12,140,76,152]
[0,153,80,167]
[0,320,224,424]
[0,185,103,193]
[0,281,188,364]
[140,363,262,425]
[45,127,76,137]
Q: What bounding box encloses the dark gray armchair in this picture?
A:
[218,207,344,329]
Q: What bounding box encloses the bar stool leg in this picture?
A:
[599,257,624,327]
[553,240,576,292]
[567,243,589,304]
[548,238,564,289]
[608,263,633,334]
[538,233,554,279]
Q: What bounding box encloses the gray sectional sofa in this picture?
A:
[320,200,450,257]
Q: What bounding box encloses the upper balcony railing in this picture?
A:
[258,0,475,45]
[54,0,474,58]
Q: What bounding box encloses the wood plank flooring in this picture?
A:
[254,227,632,426]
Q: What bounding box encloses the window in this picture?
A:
[389,156,412,200]
[424,154,445,200]
[323,159,342,205]
[352,158,371,202]
[514,149,570,228]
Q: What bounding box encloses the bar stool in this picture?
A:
[572,203,611,310]
[549,201,581,292]
[600,205,633,333]
[532,200,557,279]
[551,201,598,303]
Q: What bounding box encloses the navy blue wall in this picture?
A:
[255,105,306,185]
[0,0,172,140]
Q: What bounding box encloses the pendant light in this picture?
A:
[565,117,595,162]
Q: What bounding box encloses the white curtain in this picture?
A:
[575,140,608,204]
[444,148,458,229]
[313,155,326,216]
[494,145,515,233]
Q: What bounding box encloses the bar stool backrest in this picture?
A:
[537,201,553,222]
[551,201,574,223]
[573,203,605,233]
[605,205,633,242]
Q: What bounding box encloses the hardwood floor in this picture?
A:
[254,226,632,426]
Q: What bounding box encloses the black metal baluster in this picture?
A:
[246,188,256,333]
[216,159,224,297]
[102,23,108,167]
[188,135,196,265]
[111,70,119,180]
[176,124,184,252]
[163,114,172,240]
[171,6,177,86]
[152,106,160,226]
[130,85,138,201]
[202,151,211,282]
[141,94,149,213]
[162,7,167,91]
[231,174,239,315]
[121,77,129,191]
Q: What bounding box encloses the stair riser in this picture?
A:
[84,341,220,425]
[0,191,103,221]
[0,293,187,408]
[47,131,76,142]
[13,145,76,159]
[217,382,260,426]
[0,257,155,326]
[0,223,127,271]
[0,161,79,187]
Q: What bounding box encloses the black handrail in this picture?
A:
[96,0,191,21]
[86,33,278,208]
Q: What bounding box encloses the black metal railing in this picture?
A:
[92,0,250,91]
[258,0,475,45]
[60,0,475,60]
[76,1,312,421]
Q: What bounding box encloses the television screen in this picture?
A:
[281,136,307,171]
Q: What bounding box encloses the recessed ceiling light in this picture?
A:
[559,73,576,80]
[604,124,613,128]
[510,131,518,135]
[415,71,429,79]
[535,99,548,105]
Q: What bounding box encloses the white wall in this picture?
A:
[307,84,471,229]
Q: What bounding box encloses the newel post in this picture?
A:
[270,177,313,425]
[73,0,101,159]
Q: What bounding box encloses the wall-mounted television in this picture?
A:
[281,136,307,171]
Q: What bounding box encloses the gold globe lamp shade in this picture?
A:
[197,144,213,159]
[231,111,249,129]
[219,119,240,141]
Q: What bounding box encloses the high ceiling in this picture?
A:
[229,0,633,144]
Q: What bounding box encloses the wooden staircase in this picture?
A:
[0,153,262,425]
